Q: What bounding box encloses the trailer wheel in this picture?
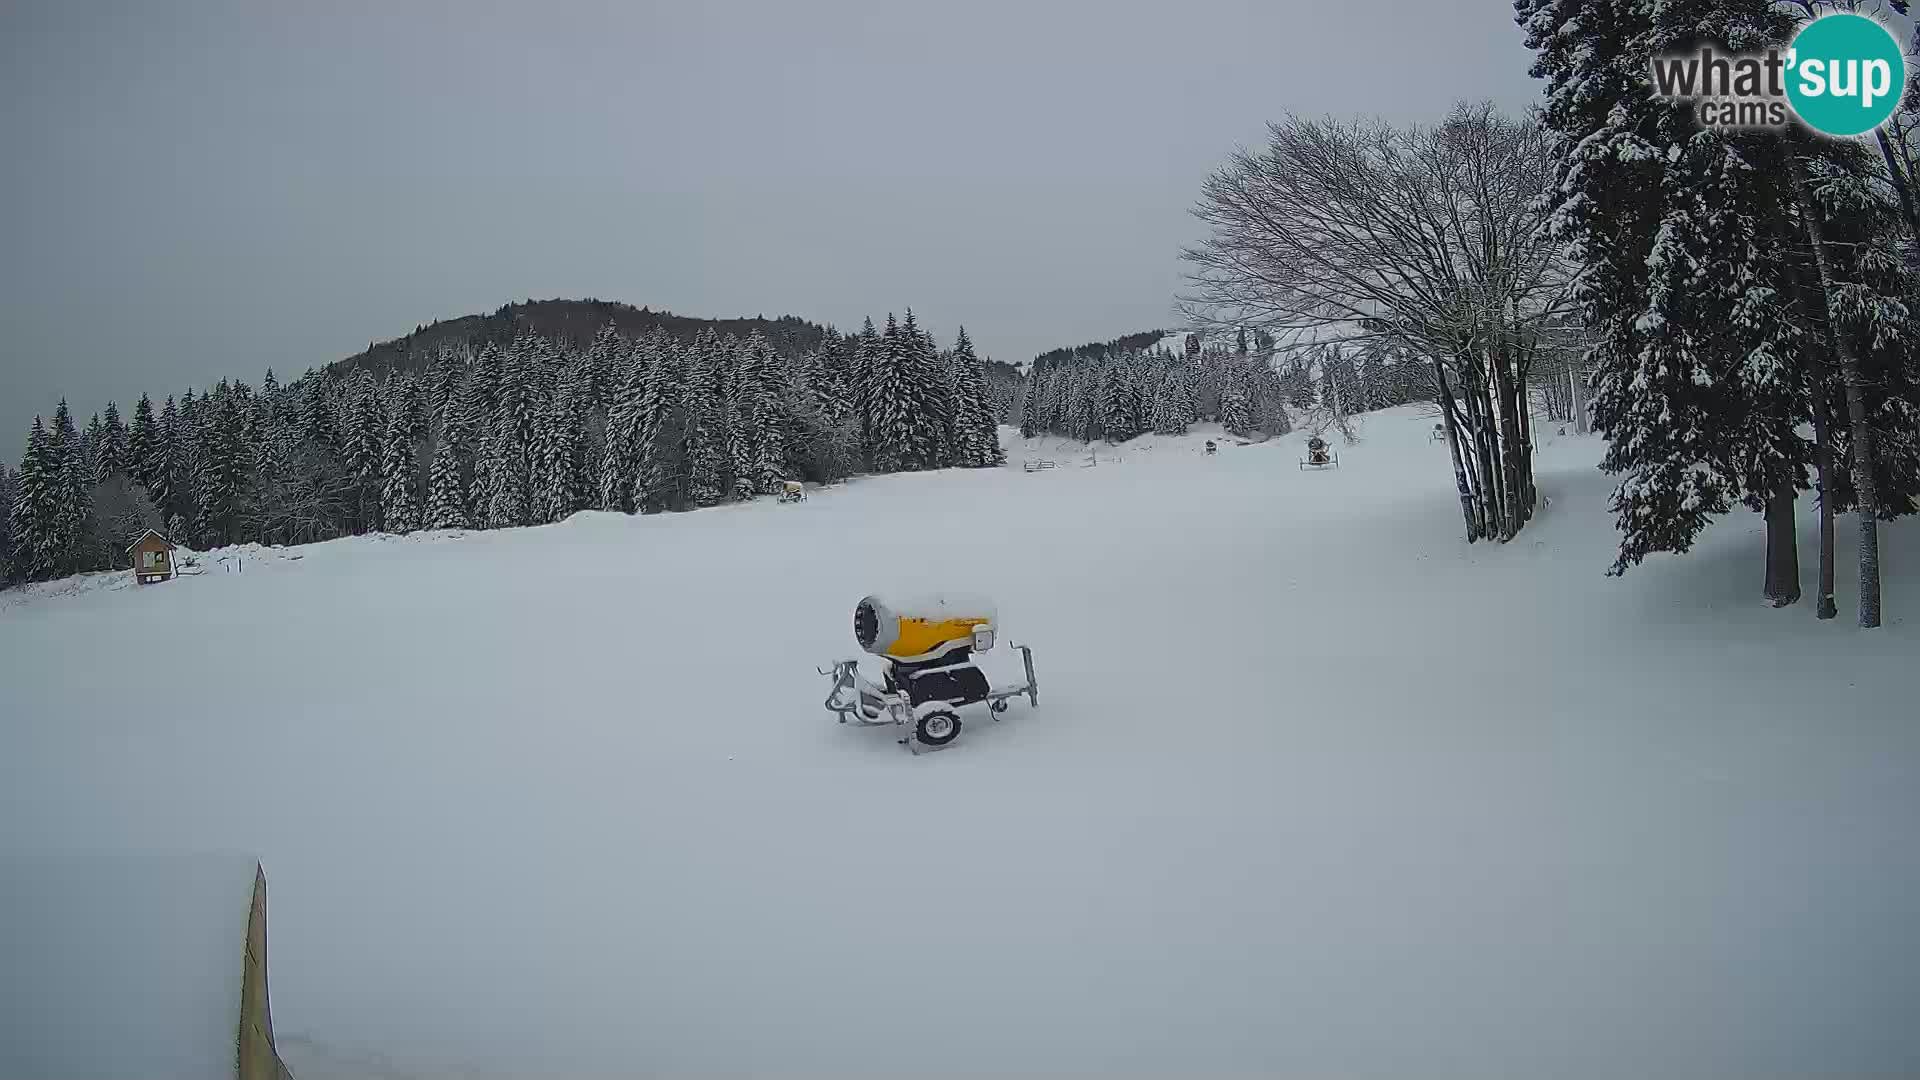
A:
[916,709,961,746]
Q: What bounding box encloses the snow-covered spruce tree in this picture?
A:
[530,388,586,524]
[740,333,788,493]
[192,388,248,547]
[475,336,539,529]
[340,370,385,532]
[9,419,58,581]
[852,316,881,462]
[598,335,647,513]
[424,429,470,531]
[0,465,15,584]
[245,382,289,528]
[1019,366,1044,438]
[632,333,684,511]
[174,388,205,538]
[1151,370,1192,435]
[379,414,421,534]
[1099,362,1136,442]
[803,329,852,427]
[144,396,184,530]
[83,414,107,485]
[474,411,527,529]
[127,394,159,491]
[866,314,914,471]
[1523,0,1814,586]
[681,331,725,506]
[425,346,466,434]
[390,371,428,444]
[584,322,625,416]
[946,328,1002,466]
[461,342,504,443]
[1219,367,1253,437]
[300,373,341,460]
[896,311,949,469]
[48,401,103,575]
[717,335,754,499]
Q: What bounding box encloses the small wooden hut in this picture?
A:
[128,530,177,585]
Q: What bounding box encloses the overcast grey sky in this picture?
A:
[0,0,1537,441]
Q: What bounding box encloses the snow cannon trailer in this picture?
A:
[819,594,1038,754]
[1300,435,1339,470]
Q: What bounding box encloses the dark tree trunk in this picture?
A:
[1791,154,1882,628]
[1491,343,1525,539]
[1434,358,1481,541]
[1763,482,1801,607]
[1516,376,1537,524]
[1810,381,1839,620]
[1461,362,1504,538]
[1875,128,1920,240]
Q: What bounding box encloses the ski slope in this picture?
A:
[3,407,1917,1079]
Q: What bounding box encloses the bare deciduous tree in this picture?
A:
[1181,102,1577,541]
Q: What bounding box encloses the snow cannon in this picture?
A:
[854,593,997,663]
[820,593,1039,754]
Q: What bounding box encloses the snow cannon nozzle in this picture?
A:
[854,593,998,663]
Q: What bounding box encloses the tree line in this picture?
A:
[1016,328,1432,444]
[2,310,1002,585]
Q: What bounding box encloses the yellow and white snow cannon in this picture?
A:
[819,593,1038,753]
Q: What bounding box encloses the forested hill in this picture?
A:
[1030,329,1168,371]
[327,299,832,382]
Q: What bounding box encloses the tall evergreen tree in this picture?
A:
[473,339,542,530]
[301,374,341,459]
[380,415,421,533]
[585,322,625,415]
[342,370,385,531]
[48,401,99,575]
[947,328,1002,466]
[192,389,248,547]
[128,394,159,490]
[9,419,57,581]
[1099,363,1137,443]
[599,337,648,512]
[83,414,107,484]
[1019,367,1044,439]
[531,388,586,523]
[424,431,470,531]
[425,348,464,434]
[631,334,683,512]
[0,466,15,584]
[101,401,128,479]
[740,333,788,493]
[148,396,187,532]
[853,316,881,459]
[682,332,725,506]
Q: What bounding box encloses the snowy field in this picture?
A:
[4,407,1918,1079]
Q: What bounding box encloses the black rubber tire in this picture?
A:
[916,709,962,746]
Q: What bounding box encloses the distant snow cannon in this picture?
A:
[1299,435,1339,470]
[821,593,1038,753]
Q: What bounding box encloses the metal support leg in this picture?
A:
[1017,643,1038,708]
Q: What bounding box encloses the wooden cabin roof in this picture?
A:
[126,529,176,553]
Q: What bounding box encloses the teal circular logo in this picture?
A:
[1786,13,1905,137]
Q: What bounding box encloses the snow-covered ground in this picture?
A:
[0,854,262,1080]
[3,407,1917,1079]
